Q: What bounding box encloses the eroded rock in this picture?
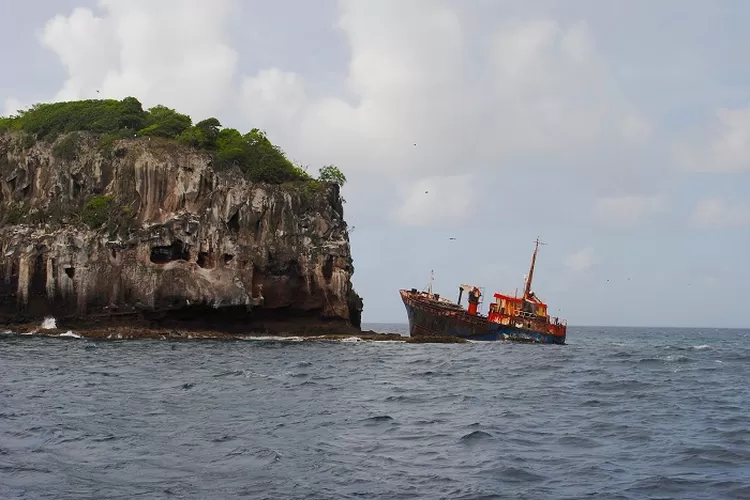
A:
[0,132,363,333]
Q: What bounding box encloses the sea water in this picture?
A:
[0,325,748,499]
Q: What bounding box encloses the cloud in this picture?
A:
[27,0,651,228]
[393,174,474,227]
[38,0,240,119]
[240,69,308,128]
[3,98,25,117]
[692,198,750,227]
[237,2,652,224]
[595,195,666,226]
[565,247,596,272]
[673,107,750,173]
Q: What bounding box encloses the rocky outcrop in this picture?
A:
[0,132,363,333]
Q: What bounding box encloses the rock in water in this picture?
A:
[0,132,363,334]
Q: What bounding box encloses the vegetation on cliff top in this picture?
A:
[0,97,346,186]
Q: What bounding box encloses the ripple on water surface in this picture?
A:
[0,326,749,499]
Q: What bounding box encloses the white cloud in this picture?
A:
[595,195,666,226]
[692,198,750,227]
[3,98,25,117]
[238,2,651,225]
[565,247,596,272]
[674,107,750,173]
[243,0,650,225]
[26,0,652,228]
[38,0,240,119]
[393,174,474,227]
[240,69,307,127]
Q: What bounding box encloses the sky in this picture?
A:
[1,0,749,328]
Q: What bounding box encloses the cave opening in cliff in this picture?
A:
[27,255,50,317]
[197,252,215,269]
[150,241,190,264]
[323,255,334,283]
[228,211,240,233]
[64,267,75,279]
[223,254,234,264]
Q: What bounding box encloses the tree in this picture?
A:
[138,105,192,138]
[196,117,222,146]
[118,96,146,131]
[318,165,347,186]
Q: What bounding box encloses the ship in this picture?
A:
[399,238,567,344]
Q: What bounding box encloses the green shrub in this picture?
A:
[52,132,80,161]
[81,195,113,229]
[137,105,192,138]
[5,97,146,140]
[20,133,36,149]
[3,205,25,225]
[318,165,347,186]
[179,117,222,149]
[0,117,15,133]
[213,127,309,183]
[98,129,134,156]
[1,98,343,186]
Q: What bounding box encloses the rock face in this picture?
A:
[0,132,363,333]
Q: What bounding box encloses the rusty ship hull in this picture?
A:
[400,238,568,345]
[400,289,566,345]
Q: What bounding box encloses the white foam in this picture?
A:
[691,345,712,350]
[241,336,305,342]
[59,331,82,339]
[41,317,57,330]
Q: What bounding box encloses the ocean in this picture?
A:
[1,324,749,499]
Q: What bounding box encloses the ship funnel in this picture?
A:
[467,287,481,315]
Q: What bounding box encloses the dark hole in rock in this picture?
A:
[30,255,46,296]
[110,248,117,259]
[22,185,31,197]
[323,255,334,283]
[228,211,240,233]
[64,267,75,279]
[197,252,215,269]
[223,254,234,264]
[150,241,190,264]
[254,218,262,239]
[9,178,16,191]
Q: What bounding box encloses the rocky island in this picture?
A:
[0,97,376,340]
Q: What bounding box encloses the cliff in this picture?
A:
[0,131,363,334]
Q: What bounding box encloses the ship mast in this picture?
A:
[523,237,545,299]
[426,269,434,296]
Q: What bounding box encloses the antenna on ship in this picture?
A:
[523,237,546,300]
